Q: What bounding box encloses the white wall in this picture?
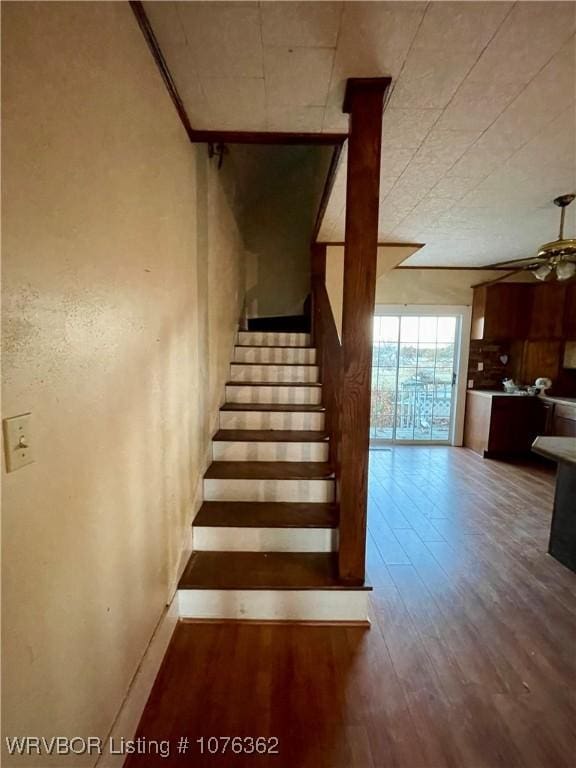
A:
[2,3,245,763]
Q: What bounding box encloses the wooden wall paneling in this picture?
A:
[338,78,391,584]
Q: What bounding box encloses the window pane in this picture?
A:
[418,316,437,343]
[400,316,418,342]
[374,316,399,342]
[437,317,456,342]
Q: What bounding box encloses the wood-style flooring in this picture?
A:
[125,447,576,768]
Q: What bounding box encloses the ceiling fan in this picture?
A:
[487,194,576,281]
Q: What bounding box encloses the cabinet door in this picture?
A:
[564,282,576,338]
[484,284,530,339]
[470,286,487,340]
[520,340,562,384]
[489,398,547,454]
[529,283,566,339]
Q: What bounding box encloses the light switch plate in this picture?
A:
[477,361,484,371]
[3,413,34,472]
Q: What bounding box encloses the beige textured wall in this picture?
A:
[375,268,503,305]
[2,2,245,764]
[325,244,426,338]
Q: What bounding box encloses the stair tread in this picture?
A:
[194,501,338,528]
[179,552,369,591]
[205,461,334,480]
[236,345,315,350]
[226,381,321,387]
[221,402,325,413]
[213,429,328,442]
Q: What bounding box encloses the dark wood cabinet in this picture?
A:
[471,284,529,341]
[471,281,576,342]
[464,391,548,457]
[518,340,563,384]
[528,283,566,339]
[564,282,576,338]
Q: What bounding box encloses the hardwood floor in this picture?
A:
[126,447,576,768]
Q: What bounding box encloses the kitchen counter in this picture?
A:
[532,436,576,467]
[532,436,576,573]
[467,390,576,404]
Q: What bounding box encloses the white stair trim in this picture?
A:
[194,526,338,552]
[204,477,335,503]
[213,440,328,462]
[229,364,319,383]
[178,588,369,623]
[225,384,321,405]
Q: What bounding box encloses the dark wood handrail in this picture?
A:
[311,244,343,532]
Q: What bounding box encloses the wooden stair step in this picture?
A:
[194,501,338,528]
[221,402,325,413]
[226,381,322,387]
[213,429,328,442]
[179,552,370,591]
[204,461,334,480]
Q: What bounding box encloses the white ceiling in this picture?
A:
[144,1,576,267]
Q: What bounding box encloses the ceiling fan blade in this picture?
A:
[485,256,547,269]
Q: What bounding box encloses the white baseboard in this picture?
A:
[95,598,178,768]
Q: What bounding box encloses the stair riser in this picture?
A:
[225,385,321,405]
[238,332,310,347]
[234,347,316,364]
[204,478,335,503]
[230,364,319,383]
[213,441,329,462]
[220,411,325,430]
[178,589,369,623]
[194,527,338,553]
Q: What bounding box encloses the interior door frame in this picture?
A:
[373,304,472,446]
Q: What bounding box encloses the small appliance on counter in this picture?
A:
[534,377,553,395]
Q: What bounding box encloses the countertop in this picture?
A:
[467,390,576,406]
[532,436,576,467]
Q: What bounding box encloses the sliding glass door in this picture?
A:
[370,312,460,443]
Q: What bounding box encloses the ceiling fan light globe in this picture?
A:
[534,264,552,281]
[556,261,576,281]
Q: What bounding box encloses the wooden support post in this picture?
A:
[339,77,391,584]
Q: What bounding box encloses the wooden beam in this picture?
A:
[129,1,194,142]
[311,143,345,242]
[338,77,391,585]
[316,241,424,249]
[190,130,347,146]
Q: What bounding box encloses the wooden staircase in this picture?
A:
[178,330,370,623]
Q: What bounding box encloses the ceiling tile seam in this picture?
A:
[379,1,431,117]
[320,0,429,228]
[257,2,271,118]
[415,31,576,229]
[172,2,204,86]
[321,1,346,132]
[382,1,519,238]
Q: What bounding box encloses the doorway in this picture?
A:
[370,307,469,444]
